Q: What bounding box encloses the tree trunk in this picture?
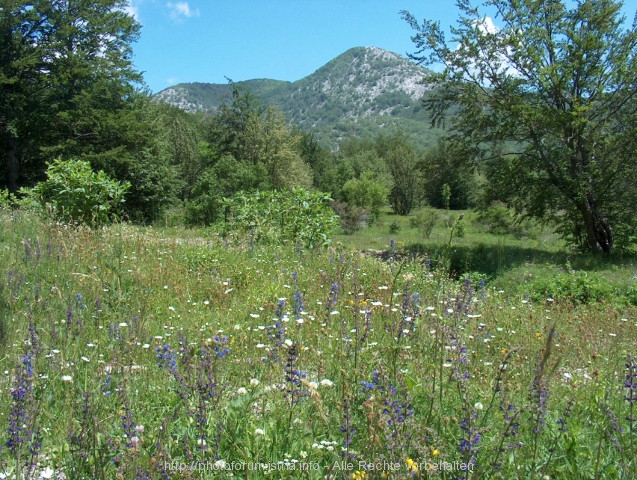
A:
[577,194,613,254]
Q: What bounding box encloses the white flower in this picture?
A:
[250,378,260,386]
[474,402,484,411]
[308,381,318,389]
[255,428,265,435]
[168,306,175,311]
[214,460,226,469]
[81,356,90,363]
[284,339,294,347]
[119,322,128,327]
[320,379,334,387]
[237,387,247,395]
[39,467,55,479]
[61,375,73,382]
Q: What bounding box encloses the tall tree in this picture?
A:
[375,131,420,215]
[403,0,637,253]
[0,0,141,191]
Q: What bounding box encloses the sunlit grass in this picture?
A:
[0,209,636,479]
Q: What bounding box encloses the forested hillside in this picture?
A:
[154,47,444,150]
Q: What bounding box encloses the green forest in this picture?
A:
[1,0,636,254]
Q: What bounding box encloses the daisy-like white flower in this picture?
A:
[237,387,247,395]
[254,428,265,436]
[320,379,334,387]
[250,378,260,386]
[61,375,73,382]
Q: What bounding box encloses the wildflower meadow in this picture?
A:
[0,209,635,479]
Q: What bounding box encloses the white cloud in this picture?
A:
[167,2,200,20]
[122,0,141,22]
[475,16,497,35]
[456,16,521,83]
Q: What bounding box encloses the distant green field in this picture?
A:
[337,207,637,306]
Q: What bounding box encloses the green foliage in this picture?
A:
[185,155,268,226]
[330,201,369,235]
[28,159,129,227]
[154,47,446,151]
[204,84,313,192]
[342,172,389,221]
[441,183,451,210]
[477,202,539,239]
[420,138,477,209]
[409,207,439,239]
[526,268,615,304]
[222,188,338,248]
[0,0,141,192]
[403,0,637,253]
[388,220,401,234]
[0,189,11,209]
[375,131,420,215]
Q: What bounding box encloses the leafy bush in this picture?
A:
[526,268,615,304]
[331,201,370,234]
[0,189,11,210]
[478,201,539,239]
[28,159,130,227]
[222,188,338,248]
[409,208,439,239]
[341,171,389,221]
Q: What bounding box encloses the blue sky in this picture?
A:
[126,0,461,93]
[127,1,637,94]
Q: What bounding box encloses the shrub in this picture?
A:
[331,201,370,234]
[222,187,338,248]
[28,159,130,227]
[341,172,389,221]
[478,201,538,239]
[410,208,439,239]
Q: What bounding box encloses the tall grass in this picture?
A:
[0,209,635,479]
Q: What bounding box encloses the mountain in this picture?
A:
[153,47,443,150]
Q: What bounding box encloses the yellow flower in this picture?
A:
[432,448,440,456]
[406,458,419,473]
[501,348,508,355]
[351,471,367,479]
[535,332,543,341]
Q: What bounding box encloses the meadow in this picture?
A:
[1,207,636,479]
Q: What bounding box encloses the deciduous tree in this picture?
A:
[403,0,637,253]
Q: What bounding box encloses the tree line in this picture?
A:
[2,0,636,254]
